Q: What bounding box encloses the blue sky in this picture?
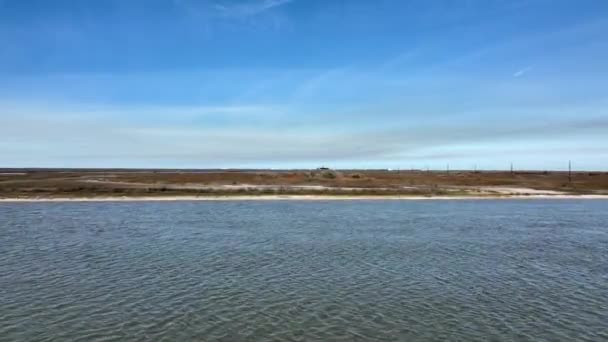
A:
[1,0,607,170]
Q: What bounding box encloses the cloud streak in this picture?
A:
[1,105,606,168]
[513,66,533,78]
[213,0,294,18]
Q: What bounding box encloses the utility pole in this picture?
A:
[568,160,572,183]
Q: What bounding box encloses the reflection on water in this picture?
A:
[1,200,607,341]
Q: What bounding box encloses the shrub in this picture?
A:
[322,171,337,179]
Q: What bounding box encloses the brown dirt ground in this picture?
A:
[1,169,607,198]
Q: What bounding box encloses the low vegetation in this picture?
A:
[0,169,607,198]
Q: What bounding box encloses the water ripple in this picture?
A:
[1,200,608,341]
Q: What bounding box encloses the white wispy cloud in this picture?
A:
[214,0,294,18]
[2,101,607,168]
[513,66,533,78]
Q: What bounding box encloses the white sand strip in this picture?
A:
[1,195,608,202]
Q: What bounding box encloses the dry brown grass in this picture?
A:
[1,169,607,198]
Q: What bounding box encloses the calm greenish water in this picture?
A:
[1,200,607,341]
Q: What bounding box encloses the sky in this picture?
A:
[0,0,607,170]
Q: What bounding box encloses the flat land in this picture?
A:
[1,169,607,200]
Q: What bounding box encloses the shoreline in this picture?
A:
[2,194,608,202]
[3,170,607,202]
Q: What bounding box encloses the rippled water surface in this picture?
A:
[1,200,608,341]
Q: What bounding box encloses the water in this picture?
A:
[1,200,607,341]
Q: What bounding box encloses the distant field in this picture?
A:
[1,169,607,199]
